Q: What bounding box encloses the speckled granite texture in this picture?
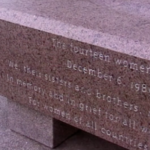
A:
[0,0,150,150]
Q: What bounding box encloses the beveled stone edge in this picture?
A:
[0,7,149,60]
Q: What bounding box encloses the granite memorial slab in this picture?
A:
[0,0,150,150]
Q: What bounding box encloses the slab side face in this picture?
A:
[0,19,150,150]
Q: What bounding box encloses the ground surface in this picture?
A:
[0,124,126,150]
[0,96,126,150]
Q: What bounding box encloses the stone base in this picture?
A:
[8,100,78,148]
[0,96,8,130]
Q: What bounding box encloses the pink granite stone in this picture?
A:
[0,0,150,150]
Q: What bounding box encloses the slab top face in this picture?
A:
[0,0,150,150]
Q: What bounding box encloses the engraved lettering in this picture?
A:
[70,43,110,62]
[96,90,138,112]
[67,60,113,82]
